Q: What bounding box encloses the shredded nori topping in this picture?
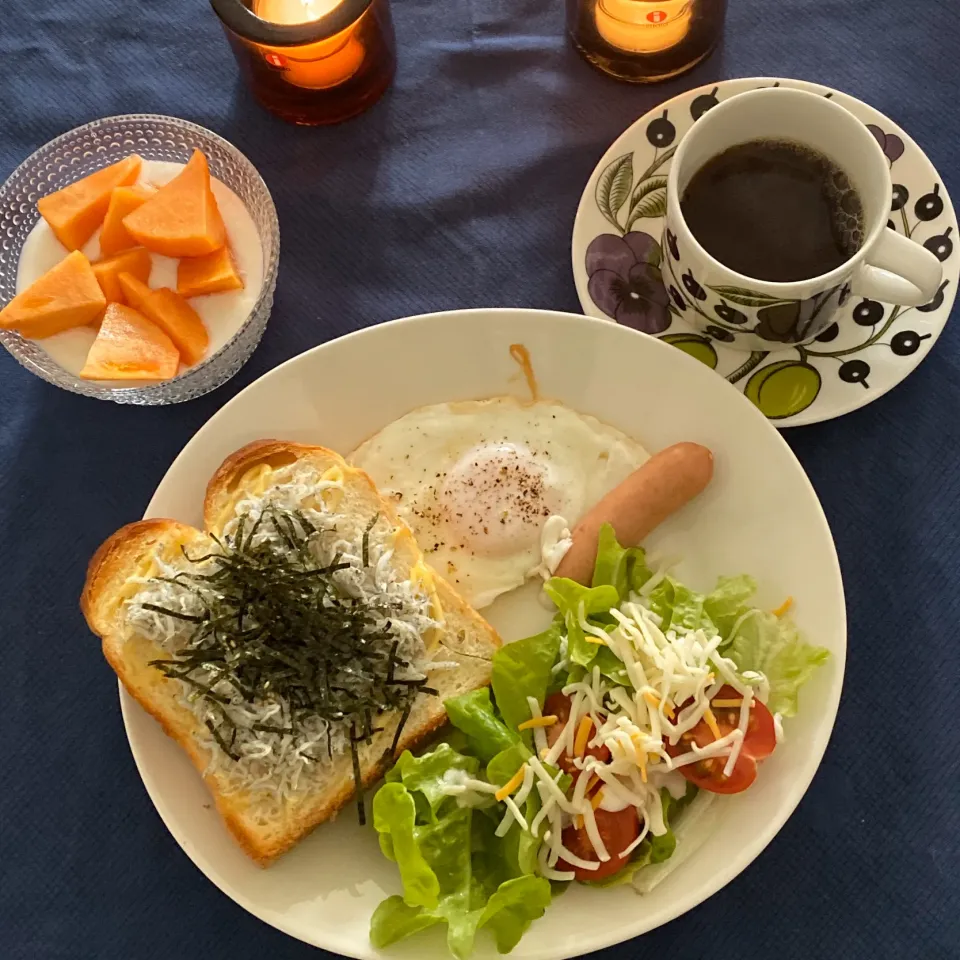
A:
[143,506,434,818]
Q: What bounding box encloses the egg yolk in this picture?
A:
[438,443,564,558]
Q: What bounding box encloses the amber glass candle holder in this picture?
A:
[211,0,396,125]
[567,0,726,83]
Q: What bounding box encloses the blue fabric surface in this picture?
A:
[2,1,959,958]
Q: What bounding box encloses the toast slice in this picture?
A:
[81,440,501,865]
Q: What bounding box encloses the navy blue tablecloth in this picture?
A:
[3,1,959,958]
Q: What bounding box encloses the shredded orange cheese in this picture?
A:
[703,707,722,740]
[591,789,605,810]
[574,814,584,829]
[772,596,794,617]
[638,750,648,782]
[712,698,744,708]
[518,715,558,731]
[584,635,607,646]
[643,690,676,719]
[574,716,594,757]
[494,764,527,802]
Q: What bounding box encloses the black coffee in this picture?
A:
[680,138,864,282]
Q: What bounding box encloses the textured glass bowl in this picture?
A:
[0,114,279,404]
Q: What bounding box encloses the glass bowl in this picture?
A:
[0,114,280,404]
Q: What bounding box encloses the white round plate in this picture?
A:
[572,77,958,427]
[125,309,845,959]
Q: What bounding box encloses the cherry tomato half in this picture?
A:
[558,806,640,882]
[665,685,776,795]
[544,692,610,776]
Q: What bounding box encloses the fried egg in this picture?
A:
[350,397,649,609]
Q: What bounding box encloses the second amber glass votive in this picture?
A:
[567,0,726,83]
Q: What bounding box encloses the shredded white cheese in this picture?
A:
[491,588,775,868]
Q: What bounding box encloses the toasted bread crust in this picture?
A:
[203,439,306,528]
[82,441,500,865]
[81,518,188,636]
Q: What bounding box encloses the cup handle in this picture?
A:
[852,228,943,306]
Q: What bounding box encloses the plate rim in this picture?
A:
[120,308,848,958]
[571,75,958,428]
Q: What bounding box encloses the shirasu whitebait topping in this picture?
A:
[125,465,439,813]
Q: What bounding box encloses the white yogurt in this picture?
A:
[16,159,264,378]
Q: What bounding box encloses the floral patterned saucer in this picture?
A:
[572,77,958,427]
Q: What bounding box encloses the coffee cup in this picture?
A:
[663,87,943,351]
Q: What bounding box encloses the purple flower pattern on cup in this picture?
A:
[866,125,905,165]
[585,232,671,334]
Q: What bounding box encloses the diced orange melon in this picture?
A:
[123,150,226,257]
[80,303,180,381]
[177,245,244,298]
[98,185,154,257]
[37,155,142,251]
[116,273,209,365]
[92,247,152,305]
[116,271,152,313]
[140,288,210,366]
[0,250,106,338]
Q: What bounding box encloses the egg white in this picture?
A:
[350,397,649,609]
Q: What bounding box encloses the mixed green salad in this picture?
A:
[370,526,829,958]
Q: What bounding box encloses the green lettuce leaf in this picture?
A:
[726,611,829,717]
[471,805,514,894]
[669,580,711,634]
[372,782,442,909]
[387,744,481,820]
[371,741,551,958]
[544,577,619,669]
[592,643,630,687]
[645,577,674,629]
[486,743,531,790]
[445,688,520,763]
[703,574,757,641]
[591,522,652,596]
[370,896,442,948]
[371,785,477,957]
[477,875,552,953]
[492,622,563,738]
[646,576,715,634]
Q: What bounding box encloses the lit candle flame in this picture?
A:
[253,0,365,89]
[255,0,343,25]
[595,0,692,54]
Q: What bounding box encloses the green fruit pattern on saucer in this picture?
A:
[662,333,718,369]
[576,78,958,427]
[745,361,822,420]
